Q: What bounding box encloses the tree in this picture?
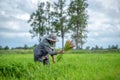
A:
[0,46,2,50]
[99,46,103,50]
[28,2,46,42]
[95,45,99,50]
[68,0,88,49]
[51,0,69,50]
[4,46,9,50]
[85,46,90,50]
[111,44,118,49]
[91,47,95,50]
[108,45,111,49]
[24,44,28,49]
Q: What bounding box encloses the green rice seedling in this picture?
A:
[64,40,74,51]
[57,40,74,62]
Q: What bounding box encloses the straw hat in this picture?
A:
[46,33,58,42]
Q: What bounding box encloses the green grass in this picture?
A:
[0,50,120,80]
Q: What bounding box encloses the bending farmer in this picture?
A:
[34,33,64,65]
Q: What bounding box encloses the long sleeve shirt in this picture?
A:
[34,38,57,61]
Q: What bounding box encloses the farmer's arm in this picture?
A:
[44,46,58,55]
[44,46,64,55]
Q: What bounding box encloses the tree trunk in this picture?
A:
[76,7,79,50]
[76,26,79,49]
[39,33,41,43]
[61,31,64,50]
[39,23,41,43]
[62,36,64,50]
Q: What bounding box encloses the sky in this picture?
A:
[0,0,120,49]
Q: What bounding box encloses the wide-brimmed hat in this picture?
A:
[46,33,58,42]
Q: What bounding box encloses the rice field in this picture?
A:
[0,50,120,80]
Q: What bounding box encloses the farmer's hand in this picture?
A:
[53,60,56,64]
[58,50,64,54]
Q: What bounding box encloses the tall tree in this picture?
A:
[28,2,46,42]
[68,0,88,49]
[51,0,69,50]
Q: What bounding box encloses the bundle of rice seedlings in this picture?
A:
[64,40,74,51]
[57,40,74,62]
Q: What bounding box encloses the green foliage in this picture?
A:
[28,2,46,41]
[108,45,119,50]
[0,50,120,80]
[28,0,88,50]
[24,44,28,49]
[4,46,9,50]
[52,0,69,50]
[68,0,88,49]
[0,46,9,50]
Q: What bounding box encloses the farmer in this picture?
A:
[34,33,64,65]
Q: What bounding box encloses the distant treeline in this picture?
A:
[0,44,37,50]
[0,46,9,50]
[0,44,119,50]
[86,44,119,50]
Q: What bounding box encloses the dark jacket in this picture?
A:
[34,38,57,62]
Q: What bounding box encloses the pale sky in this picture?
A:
[0,0,120,48]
